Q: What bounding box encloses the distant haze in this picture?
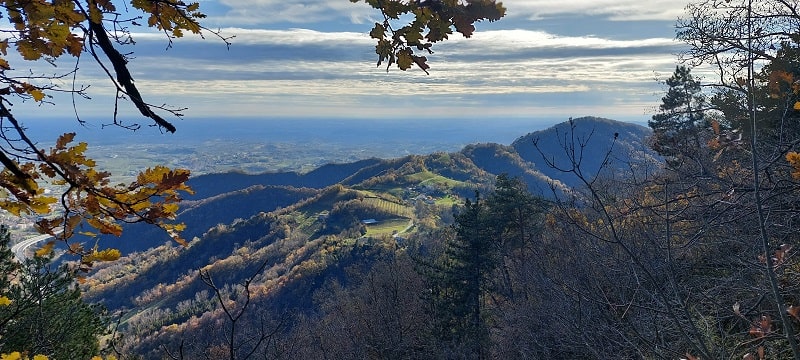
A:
[22,117,611,148]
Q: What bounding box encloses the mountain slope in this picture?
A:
[72,185,318,255]
[185,158,384,199]
[511,116,660,188]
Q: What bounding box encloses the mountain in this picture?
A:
[511,116,660,189]
[80,116,661,356]
[184,158,386,199]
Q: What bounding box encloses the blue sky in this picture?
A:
[14,0,696,129]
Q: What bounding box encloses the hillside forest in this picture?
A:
[6,0,800,359]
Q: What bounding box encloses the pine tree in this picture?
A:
[649,65,708,168]
[484,174,546,300]
[0,228,108,358]
[430,194,495,359]
[427,176,546,358]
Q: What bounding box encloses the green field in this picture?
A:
[363,218,412,237]
[361,197,413,218]
[406,171,465,188]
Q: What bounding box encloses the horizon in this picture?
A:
[20,115,651,148]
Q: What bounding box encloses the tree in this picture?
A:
[0,226,108,359]
[480,174,546,302]
[430,193,495,359]
[294,253,434,360]
[649,65,710,171]
[425,176,545,359]
[679,1,800,358]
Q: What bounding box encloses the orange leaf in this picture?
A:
[749,315,772,338]
[55,133,76,150]
[788,305,800,321]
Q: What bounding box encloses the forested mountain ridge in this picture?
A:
[512,116,660,189]
[83,117,654,256]
[187,116,656,196]
[80,116,659,357]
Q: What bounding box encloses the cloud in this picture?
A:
[498,0,691,21]
[207,0,376,26]
[21,26,680,123]
[198,0,691,27]
[3,1,692,125]
[435,29,679,57]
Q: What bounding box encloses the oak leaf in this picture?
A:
[34,241,55,257]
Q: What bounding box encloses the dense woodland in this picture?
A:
[6,0,800,359]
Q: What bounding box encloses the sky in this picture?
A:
[12,0,698,130]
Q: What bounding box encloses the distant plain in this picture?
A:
[22,117,578,178]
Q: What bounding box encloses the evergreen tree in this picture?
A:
[0,228,108,358]
[427,175,546,358]
[649,65,708,169]
[484,174,547,300]
[430,194,495,359]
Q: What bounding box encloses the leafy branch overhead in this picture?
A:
[353,0,506,73]
[0,0,211,263]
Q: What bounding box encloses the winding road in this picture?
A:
[11,232,60,261]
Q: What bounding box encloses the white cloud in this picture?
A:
[200,0,691,26]
[48,26,683,122]
[216,28,372,46]
[501,0,691,21]
[438,29,678,55]
[136,27,678,54]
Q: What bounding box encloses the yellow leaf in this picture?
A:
[17,41,41,60]
[32,355,48,360]
[1,352,21,360]
[0,201,24,217]
[794,101,800,110]
[86,217,123,236]
[29,89,44,102]
[88,248,121,262]
[0,296,12,306]
[35,241,55,257]
[163,202,179,215]
[29,195,57,214]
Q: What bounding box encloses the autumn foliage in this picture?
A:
[354,0,506,73]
